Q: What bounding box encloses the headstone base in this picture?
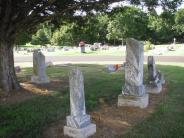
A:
[118,94,149,109]
[64,124,96,138]
[146,82,162,94]
[66,115,91,128]
[31,76,50,84]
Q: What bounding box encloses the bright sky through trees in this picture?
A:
[110,1,184,14]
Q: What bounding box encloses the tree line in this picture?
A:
[17,6,184,46]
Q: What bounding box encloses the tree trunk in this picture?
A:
[0,41,20,92]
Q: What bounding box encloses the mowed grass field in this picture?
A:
[0,63,184,137]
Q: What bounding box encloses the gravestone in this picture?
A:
[64,68,96,138]
[47,47,55,52]
[79,41,86,53]
[31,49,50,84]
[146,56,165,94]
[174,37,176,45]
[118,38,149,108]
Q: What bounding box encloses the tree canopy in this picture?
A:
[107,6,148,41]
[24,5,184,46]
[0,0,123,92]
[175,8,184,34]
[0,0,122,41]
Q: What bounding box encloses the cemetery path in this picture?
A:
[14,55,184,63]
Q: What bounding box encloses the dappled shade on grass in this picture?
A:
[0,64,184,137]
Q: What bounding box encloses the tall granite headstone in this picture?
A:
[118,38,149,108]
[146,56,165,94]
[31,49,50,84]
[64,68,96,138]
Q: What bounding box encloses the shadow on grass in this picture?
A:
[0,64,184,137]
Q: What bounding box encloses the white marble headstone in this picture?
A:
[64,68,96,138]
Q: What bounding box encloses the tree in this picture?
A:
[93,13,109,42]
[35,13,109,47]
[0,0,125,92]
[175,8,184,35]
[51,23,76,46]
[147,11,175,43]
[130,0,182,12]
[15,32,32,45]
[107,6,148,42]
[106,20,120,44]
[160,0,183,12]
[31,23,53,45]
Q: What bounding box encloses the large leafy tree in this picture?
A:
[0,0,123,92]
[175,8,184,35]
[107,6,148,42]
[147,11,175,43]
[82,13,109,43]
[15,32,32,45]
[31,22,53,45]
[32,13,109,46]
[51,23,76,46]
[130,0,183,12]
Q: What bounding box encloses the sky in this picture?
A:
[74,1,184,16]
[110,1,184,15]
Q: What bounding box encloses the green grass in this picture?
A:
[124,65,184,138]
[0,96,69,138]
[0,64,184,137]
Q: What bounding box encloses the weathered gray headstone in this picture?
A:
[118,38,148,108]
[64,68,96,138]
[80,46,85,53]
[146,56,165,94]
[148,56,157,81]
[31,49,50,84]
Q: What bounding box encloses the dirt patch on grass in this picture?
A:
[0,88,35,105]
[42,83,168,138]
[0,77,68,105]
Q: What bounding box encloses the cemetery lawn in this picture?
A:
[0,64,184,137]
[14,47,126,57]
[14,44,184,57]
